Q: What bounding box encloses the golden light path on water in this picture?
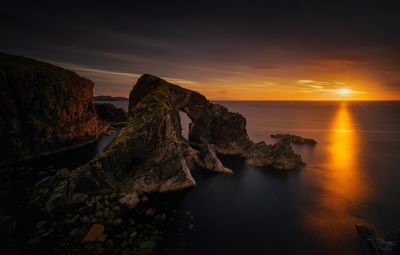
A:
[303,102,369,244]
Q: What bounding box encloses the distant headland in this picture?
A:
[93,95,129,101]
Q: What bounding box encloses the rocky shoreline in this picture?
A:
[0,54,313,254]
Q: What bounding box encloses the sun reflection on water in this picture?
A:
[303,102,368,244]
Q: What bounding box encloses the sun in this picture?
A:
[339,89,351,94]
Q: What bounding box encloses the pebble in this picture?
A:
[28,236,41,246]
[106,239,114,247]
[120,241,129,248]
[139,240,156,251]
[145,208,155,216]
[81,224,104,243]
[36,220,46,229]
[95,211,103,218]
[80,216,90,223]
[66,215,79,224]
[130,232,138,239]
[97,233,108,242]
[104,210,110,218]
[114,218,123,225]
[69,228,80,237]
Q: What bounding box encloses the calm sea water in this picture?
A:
[97,101,400,254]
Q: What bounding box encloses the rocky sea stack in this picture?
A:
[0,53,109,164]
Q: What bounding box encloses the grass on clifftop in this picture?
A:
[0,52,90,84]
[136,84,169,120]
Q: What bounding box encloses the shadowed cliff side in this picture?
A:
[0,52,109,165]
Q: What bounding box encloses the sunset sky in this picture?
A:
[1,1,399,100]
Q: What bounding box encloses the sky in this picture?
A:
[1,1,399,100]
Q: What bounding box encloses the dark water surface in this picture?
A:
[167,101,400,255]
[71,101,400,254]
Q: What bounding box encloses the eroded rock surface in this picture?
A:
[0,52,109,165]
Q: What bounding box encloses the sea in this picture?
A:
[31,101,400,254]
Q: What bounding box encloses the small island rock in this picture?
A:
[271,133,317,145]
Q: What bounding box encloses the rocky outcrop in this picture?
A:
[30,75,305,215]
[129,74,303,169]
[193,144,233,174]
[244,140,303,169]
[0,52,109,165]
[356,224,400,255]
[94,103,128,126]
[271,133,317,145]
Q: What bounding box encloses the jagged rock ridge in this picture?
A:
[0,52,109,165]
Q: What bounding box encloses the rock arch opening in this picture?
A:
[179,111,191,140]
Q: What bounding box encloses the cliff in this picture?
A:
[0,52,109,164]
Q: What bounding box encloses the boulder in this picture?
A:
[119,193,139,209]
[194,144,233,174]
[81,224,104,243]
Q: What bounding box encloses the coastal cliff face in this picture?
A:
[0,53,108,164]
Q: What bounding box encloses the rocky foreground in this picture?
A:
[0,52,109,165]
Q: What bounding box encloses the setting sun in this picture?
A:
[339,89,351,94]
